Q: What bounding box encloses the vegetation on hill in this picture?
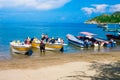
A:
[86,12,120,24]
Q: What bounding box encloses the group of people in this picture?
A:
[41,33,64,44]
[24,33,64,55]
[78,36,116,48]
[40,33,64,55]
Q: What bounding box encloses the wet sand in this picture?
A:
[0,51,120,80]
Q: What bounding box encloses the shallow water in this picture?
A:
[0,23,120,60]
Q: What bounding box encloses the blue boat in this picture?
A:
[66,34,85,47]
[67,32,110,48]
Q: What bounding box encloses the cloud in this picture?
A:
[82,4,120,15]
[81,4,108,15]
[81,7,94,15]
[0,0,71,10]
[91,4,108,13]
[109,4,120,12]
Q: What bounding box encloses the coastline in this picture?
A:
[85,22,120,24]
[0,51,120,80]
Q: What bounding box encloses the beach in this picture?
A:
[1,0,120,79]
[0,51,120,80]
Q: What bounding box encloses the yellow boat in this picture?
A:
[45,43,63,50]
[31,42,63,51]
[10,41,31,54]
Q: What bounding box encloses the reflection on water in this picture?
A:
[10,47,63,60]
[66,43,120,54]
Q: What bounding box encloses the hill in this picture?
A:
[86,12,120,24]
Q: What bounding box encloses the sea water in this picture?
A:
[0,22,119,59]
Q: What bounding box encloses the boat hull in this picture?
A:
[11,46,31,54]
[67,39,84,47]
[31,42,40,48]
[10,42,31,54]
[31,42,63,51]
[66,34,84,47]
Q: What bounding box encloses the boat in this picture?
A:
[66,34,85,47]
[105,26,120,41]
[103,27,120,32]
[31,41,63,51]
[99,24,120,41]
[10,41,31,54]
[45,43,63,51]
[97,23,108,28]
[106,34,120,41]
[77,32,110,47]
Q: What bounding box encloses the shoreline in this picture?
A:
[85,22,120,24]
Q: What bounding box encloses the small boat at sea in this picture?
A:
[66,34,85,47]
[10,41,31,54]
[103,27,120,32]
[106,34,120,41]
[97,23,108,28]
[104,25,120,42]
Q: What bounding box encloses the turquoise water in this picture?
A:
[0,23,119,58]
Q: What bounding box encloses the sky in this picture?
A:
[0,0,120,23]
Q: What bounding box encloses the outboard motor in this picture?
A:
[25,50,33,56]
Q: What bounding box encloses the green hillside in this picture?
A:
[86,12,120,24]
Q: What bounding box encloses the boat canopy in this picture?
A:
[80,32,96,36]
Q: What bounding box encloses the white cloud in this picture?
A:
[81,7,94,15]
[92,4,108,13]
[82,4,120,15]
[110,4,120,12]
[81,4,108,15]
[0,0,71,10]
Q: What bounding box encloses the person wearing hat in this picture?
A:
[51,37,55,44]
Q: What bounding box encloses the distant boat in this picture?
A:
[104,27,120,32]
[66,34,85,47]
[106,34,120,41]
[97,23,108,28]
[104,24,120,41]
[10,41,31,54]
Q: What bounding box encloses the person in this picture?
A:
[110,39,116,47]
[45,34,49,43]
[57,38,61,43]
[39,40,45,56]
[41,33,45,40]
[84,39,91,48]
[93,41,99,47]
[50,37,55,44]
[25,37,31,44]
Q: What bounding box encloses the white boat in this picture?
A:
[97,23,108,28]
[10,41,31,54]
[66,34,85,47]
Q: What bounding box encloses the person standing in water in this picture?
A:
[40,40,45,56]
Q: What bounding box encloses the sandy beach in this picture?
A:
[0,51,120,80]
